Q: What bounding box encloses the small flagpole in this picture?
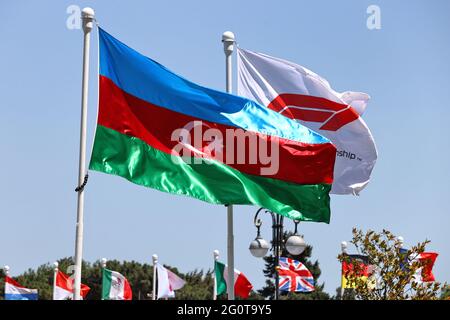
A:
[222,31,236,301]
[396,236,404,296]
[397,236,404,249]
[53,262,58,300]
[213,250,219,300]
[4,265,9,277]
[101,258,107,300]
[340,241,347,300]
[101,257,107,269]
[73,7,95,300]
[152,254,158,300]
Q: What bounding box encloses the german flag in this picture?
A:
[341,254,371,289]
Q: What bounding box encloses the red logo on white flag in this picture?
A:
[267,94,359,131]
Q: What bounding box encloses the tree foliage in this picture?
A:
[337,228,443,300]
[440,285,450,300]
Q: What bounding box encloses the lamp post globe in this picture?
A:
[249,236,270,258]
[285,234,307,255]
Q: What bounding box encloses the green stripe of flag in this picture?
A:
[102,269,113,300]
[215,261,227,296]
[89,125,331,222]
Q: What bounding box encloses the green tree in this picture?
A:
[258,231,330,300]
[440,285,450,300]
[175,269,214,299]
[331,286,355,300]
[337,228,443,300]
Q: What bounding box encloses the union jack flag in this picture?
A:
[278,257,315,292]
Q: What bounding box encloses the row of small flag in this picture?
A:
[4,269,89,301]
[6,249,436,300]
[341,250,439,289]
[4,262,186,301]
[3,256,315,300]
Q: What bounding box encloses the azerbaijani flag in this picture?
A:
[215,261,253,299]
[4,276,38,300]
[89,28,336,222]
[102,268,132,300]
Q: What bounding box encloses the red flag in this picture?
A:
[417,252,438,282]
[53,270,90,300]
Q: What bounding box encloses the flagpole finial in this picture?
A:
[222,31,235,56]
[152,254,158,264]
[101,258,107,268]
[213,250,219,260]
[341,241,348,253]
[397,236,404,248]
[81,7,95,33]
[3,265,9,276]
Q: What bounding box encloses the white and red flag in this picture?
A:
[53,270,90,300]
[156,263,186,299]
[413,252,439,283]
[238,48,377,195]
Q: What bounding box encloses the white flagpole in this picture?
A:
[4,265,9,277]
[152,254,158,300]
[340,241,347,300]
[53,262,58,300]
[213,249,219,300]
[397,236,404,249]
[222,31,235,301]
[101,257,107,269]
[101,258,107,300]
[73,7,95,300]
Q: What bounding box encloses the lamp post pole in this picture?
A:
[254,208,283,300]
[273,212,283,301]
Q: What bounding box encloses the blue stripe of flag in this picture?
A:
[5,293,38,300]
[98,28,330,145]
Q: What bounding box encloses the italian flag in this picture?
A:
[102,268,132,300]
[215,261,253,299]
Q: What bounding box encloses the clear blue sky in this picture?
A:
[1,0,449,296]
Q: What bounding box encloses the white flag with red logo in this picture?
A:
[237,48,377,195]
[53,270,90,300]
[156,263,186,299]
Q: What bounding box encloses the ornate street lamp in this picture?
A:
[249,218,270,258]
[285,220,307,256]
[248,208,307,300]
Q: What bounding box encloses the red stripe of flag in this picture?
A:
[98,76,335,185]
